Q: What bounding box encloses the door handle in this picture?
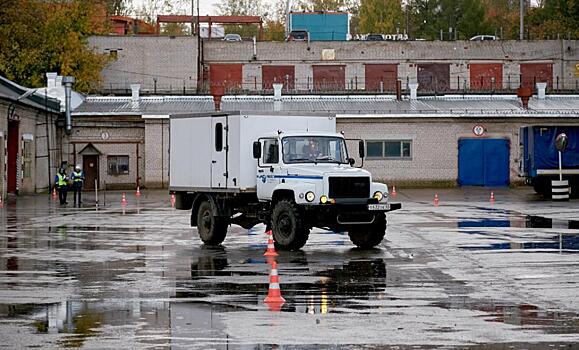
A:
[212,160,217,163]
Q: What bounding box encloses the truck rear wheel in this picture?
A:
[347,213,386,249]
[271,199,309,250]
[196,200,228,245]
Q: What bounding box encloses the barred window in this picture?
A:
[366,140,412,159]
[107,156,129,175]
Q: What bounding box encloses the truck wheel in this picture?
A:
[271,199,309,250]
[347,213,386,249]
[196,200,228,245]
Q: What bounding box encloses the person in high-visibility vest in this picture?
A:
[71,164,85,205]
[54,168,69,205]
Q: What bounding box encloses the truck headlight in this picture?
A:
[373,191,383,201]
[320,195,328,204]
[306,191,315,202]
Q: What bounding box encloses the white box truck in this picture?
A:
[170,112,400,250]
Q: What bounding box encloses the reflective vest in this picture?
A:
[73,171,83,183]
[57,173,67,186]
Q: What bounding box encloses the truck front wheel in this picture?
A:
[271,199,309,250]
[196,200,228,245]
[347,213,386,249]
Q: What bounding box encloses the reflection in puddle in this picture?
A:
[432,301,579,335]
[458,215,579,253]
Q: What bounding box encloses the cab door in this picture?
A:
[257,138,281,200]
[211,116,228,188]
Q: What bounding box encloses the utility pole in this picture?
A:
[519,0,524,40]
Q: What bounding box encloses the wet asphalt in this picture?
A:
[0,188,578,349]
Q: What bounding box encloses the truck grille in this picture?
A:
[328,177,370,198]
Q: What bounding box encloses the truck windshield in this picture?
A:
[282,136,348,164]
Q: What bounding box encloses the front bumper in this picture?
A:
[300,200,402,226]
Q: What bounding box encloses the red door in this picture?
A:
[210,64,243,92]
[83,155,99,190]
[7,120,19,193]
[262,65,295,91]
[470,63,503,90]
[418,64,450,92]
[520,63,553,89]
[365,64,398,92]
[313,65,345,91]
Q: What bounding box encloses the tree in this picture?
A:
[216,0,264,16]
[0,0,109,92]
[359,0,403,34]
[161,22,190,36]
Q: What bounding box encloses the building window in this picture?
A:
[215,123,223,152]
[22,140,32,178]
[366,140,412,159]
[108,156,129,175]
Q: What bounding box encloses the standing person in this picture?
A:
[54,168,69,205]
[71,165,85,205]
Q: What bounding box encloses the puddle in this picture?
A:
[431,300,579,335]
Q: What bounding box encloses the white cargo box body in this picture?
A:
[170,112,336,192]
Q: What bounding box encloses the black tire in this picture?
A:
[196,200,228,245]
[271,199,309,250]
[347,213,386,249]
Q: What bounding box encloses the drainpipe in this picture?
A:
[536,82,547,99]
[408,83,418,100]
[62,76,75,135]
[273,83,283,101]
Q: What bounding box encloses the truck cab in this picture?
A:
[252,131,398,249]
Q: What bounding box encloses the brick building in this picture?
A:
[73,85,579,188]
[88,36,579,94]
[0,76,62,195]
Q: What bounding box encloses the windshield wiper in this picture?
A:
[315,155,335,161]
[289,157,310,162]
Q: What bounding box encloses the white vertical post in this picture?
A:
[559,150,563,181]
[95,179,98,207]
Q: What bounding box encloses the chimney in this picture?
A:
[408,83,418,100]
[517,86,532,109]
[536,82,547,99]
[210,84,225,111]
[46,72,57,89]
[62,76,75,135]
[273,83,283,101]
[396,80,402,101]
[130,84,141,102]
[56,75,63,87]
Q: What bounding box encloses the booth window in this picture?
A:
[108,155,129,175]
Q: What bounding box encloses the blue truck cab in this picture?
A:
[519,125,579,196]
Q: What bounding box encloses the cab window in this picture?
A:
[262,139,279,164]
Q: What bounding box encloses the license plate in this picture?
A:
[368,204,390,211]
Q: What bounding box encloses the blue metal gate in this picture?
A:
[458,138,510,186]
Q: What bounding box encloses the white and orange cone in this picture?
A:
[0,196,3,209]
[391,186,397,198]
[264,260,285,310]
[490,191,495,203]
[434,193,439,206]
[52,188,57,200]
[121,192,127,206]
[264,236,278,257]
[136,186,141,197]
[170,193,176,208]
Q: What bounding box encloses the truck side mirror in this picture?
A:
[358,140,365,158]
[253,141,262,159]
[555,133,568,152]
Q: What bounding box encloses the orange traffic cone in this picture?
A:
[0,196,3,209]
[136,186,141,197]
[264,236,278,257]
[265,229,272,236]
[170,193,176,207]
[121,192,127,206]
[391,186,397,198]
[434,193,439,206]
[264,260,285,309]
[490,191,495,203]
[52,188,57,200]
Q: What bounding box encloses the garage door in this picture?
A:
[458,138,510,186]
